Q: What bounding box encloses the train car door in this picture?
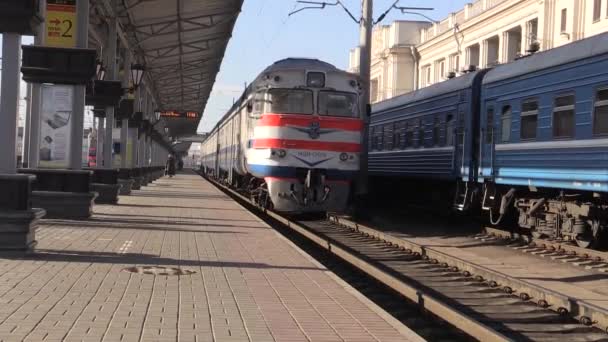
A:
[479,101,496,180]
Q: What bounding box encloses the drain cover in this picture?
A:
[122,266,196,276]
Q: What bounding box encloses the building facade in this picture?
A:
[350,0,608,102]
[348,21,431,103]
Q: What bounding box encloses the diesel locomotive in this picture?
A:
[201,58,363,213]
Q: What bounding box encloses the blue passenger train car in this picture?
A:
[478,33,608,247]
[369,32,608,248]
[369,70,487,210]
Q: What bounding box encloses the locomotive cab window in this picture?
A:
[593,88,608,136]
[318,91,358,117]
[553,94,575,138]
[520,99,538,140]
[267,88,313,115]
[501,105,512,143]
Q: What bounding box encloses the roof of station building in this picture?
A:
[91,0,243,140]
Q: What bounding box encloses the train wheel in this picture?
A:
[575,220,604,249]
[575,234,594,249]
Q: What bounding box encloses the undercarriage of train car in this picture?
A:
[482,183,608,248]
[221,168,349,214]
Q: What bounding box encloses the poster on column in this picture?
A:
[39,85,73,168]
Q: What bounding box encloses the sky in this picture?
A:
[0,0,470,135]
[198,0,470,132]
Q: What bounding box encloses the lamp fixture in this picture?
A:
[130,63,145,91]
[164,127,169,134]
[95,59,106,80]
[154,110,161,121]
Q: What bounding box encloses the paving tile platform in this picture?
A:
[0,172,422,342]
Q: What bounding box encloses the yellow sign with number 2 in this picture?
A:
[46,0,77,48]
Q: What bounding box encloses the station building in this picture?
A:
[349,0,608,103]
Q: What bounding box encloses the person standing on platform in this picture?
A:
[166,154,176,177]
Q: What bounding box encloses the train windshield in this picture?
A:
[318,91,358,118]
[268,89,314,115]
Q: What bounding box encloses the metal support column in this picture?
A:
[69,0,89,169]
[355,0,373,197]
[103,4,118,169]
[27,19,45,169]
[0,34,22,174]
[23,83,33,168]
[120,51,130,168]
[97,117,105,166]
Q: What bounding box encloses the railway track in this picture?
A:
[201,173,608,341]
[477,227,608,273]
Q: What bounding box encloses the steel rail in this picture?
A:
[329,216,608,333]
[483,226,608,265]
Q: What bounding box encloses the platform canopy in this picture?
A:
[91,0,243,141]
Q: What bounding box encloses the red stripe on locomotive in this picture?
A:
[258,113,363,131]
[253,138,361,152]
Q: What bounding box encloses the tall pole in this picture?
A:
[69,0,89,169]
[120,51,130,168]
[0,34,22,174]
[356,0,373,197]
[104,1,118,169]
[23,83,32,168]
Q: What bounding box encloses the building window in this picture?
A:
[501,105,512,143]
[449,54,460,73]
[561,9,567,33]
[467,43,480,68]
[527,18,538,45]
[594,0,601,22]
[421,65,432,86]
[485,36,500,67]
[370,78,379,102]
[594,88,608,135]
[553,94,575,138]
[435,59,446,81]
[520,98,539,140]
[485,107,494,144]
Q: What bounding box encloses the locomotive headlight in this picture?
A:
[339,153,349,161]
[277,149,287,158]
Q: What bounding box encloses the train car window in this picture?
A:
[553,94,575,138]
[252,91,266,114]
[267,89,313,115]
[418,119,425,148]
[520,99,538,140]
[384,124,394,150]
[593,88,608,136]
[501,105,512,143]
[318,91,358,117]
[433,117,441,146]
[404,122,413,148]
[485,107,494,144]
[445,114,454,146]
[394,121,404,149]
